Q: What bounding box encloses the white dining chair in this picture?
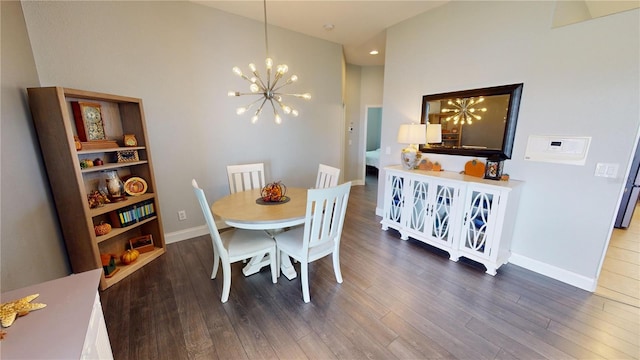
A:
[315,164,340,189]
[275,182,352,303]
[192,179,277,303]
[226,163,266,194]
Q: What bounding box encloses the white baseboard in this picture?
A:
[375,207,383,217]
[351,179,365,186]
[509,252,596,292]
[164,225,208,244]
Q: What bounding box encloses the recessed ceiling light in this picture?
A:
[369,50,379,55]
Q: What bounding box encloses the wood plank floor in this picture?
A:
[101,175,640,359]
[596,202,640,308]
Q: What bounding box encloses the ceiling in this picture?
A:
[191,1,638,66]
[192,1,448,66]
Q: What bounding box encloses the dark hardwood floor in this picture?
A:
[101,174,640,359]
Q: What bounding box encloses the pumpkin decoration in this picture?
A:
[432,162,442,172]
[261,181,287,202]
[120,249,140,265]
[94,222,112,236]
[464,159,486,178]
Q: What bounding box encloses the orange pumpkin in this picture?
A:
[464,159,485,178]
[120,249,140,265]
[94,222,112,236]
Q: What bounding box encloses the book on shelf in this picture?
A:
[109,199,155,228]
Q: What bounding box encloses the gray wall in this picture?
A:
[2,0,343,291]
[379,1,639,289]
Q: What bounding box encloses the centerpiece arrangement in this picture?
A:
[258,181,289,204]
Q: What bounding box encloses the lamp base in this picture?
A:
[400,147,422,170]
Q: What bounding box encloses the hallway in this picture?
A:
[596,202,640,308]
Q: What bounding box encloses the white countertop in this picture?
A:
[0,269,102,359]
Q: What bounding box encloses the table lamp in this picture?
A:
[397,123,427,170]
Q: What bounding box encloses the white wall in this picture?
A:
[21,1,344,237]
[1,1,71,291]
[344,65,384,183]
[379,1,640,289]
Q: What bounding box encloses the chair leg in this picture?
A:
[332,250,343,284]
[301,261,310,303]
[221,263,232,303]
[269,245,278,284]
[211,253,220,279]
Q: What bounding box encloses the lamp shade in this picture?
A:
[397,124,427,144]
[426,123,442,144]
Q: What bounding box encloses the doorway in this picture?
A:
[363,106,382,187]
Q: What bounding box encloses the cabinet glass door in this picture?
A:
[386,174,404,225]
[461,189,498,258]
[430,184,456,243]
[408,179,430,233]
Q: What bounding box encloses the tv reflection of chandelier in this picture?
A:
[442,97,487,125]
[227,0,311,124]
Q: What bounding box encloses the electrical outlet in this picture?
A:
[178,210,187,221]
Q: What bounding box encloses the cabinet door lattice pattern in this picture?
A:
[409,180,429,233]
[387,174,404,224]
[431,184,455,242]
[463,191,495,256]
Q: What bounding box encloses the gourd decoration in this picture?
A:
[87,190,110,208]
[261,181,287,202]
[94,222,112,236]
[120,249,140,265]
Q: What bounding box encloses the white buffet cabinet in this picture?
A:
[381,165,523,275]
[0,269,113,359]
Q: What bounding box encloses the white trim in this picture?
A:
[164,221,230,244]
[351,179,365,186]
[375,207,383,217]
[509,252,596,292]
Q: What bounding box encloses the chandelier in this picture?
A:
[441,96,487,125]
[228,0,311,124]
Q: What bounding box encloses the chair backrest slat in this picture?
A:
[227,163,266,193]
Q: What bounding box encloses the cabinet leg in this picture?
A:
[485,266,497,276]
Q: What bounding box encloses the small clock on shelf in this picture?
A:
[72,101,106,142]
[123,134,137,147]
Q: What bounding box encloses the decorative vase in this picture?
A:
[99,170,126,202]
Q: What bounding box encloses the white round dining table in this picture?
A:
[211,187,307,280]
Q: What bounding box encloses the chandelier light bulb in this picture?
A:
[236,107,247,115]
[291,109,299,117]
[249,63,257,72]
[289,75,298,82]
[228,91,239,97]
[283,106,291,114]
[274,113,282,124]
[251,115,259,124]
[276,64,288,74]
[250,84,260,93]
[265,58,273,69]
[232,67,243,77]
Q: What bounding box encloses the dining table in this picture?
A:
[211,187,307,280]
